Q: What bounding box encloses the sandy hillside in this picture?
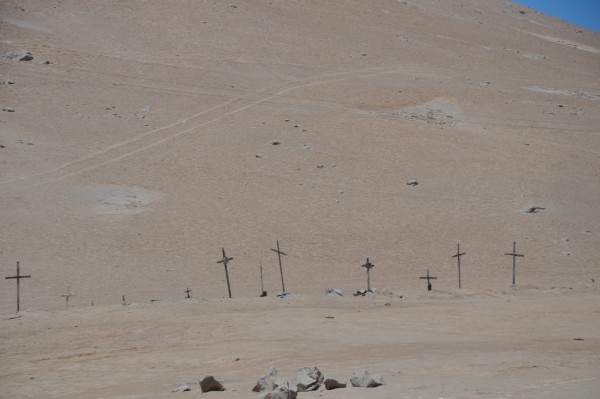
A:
[1,0,599,397]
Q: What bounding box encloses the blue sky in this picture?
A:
[513,1,600,32]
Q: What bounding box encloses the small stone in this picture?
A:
[256,154,264,158]
[199,375,225,393]
[406,180,418,186]
[350,369,385,388]
[524,206,545,214]
[0,144,5,148]
[293,124,300,128]
[0,80,16,85]
[324,378,347,390]
[261,383,297,399]
[2,107,15,113]
[271,140,280,145]
[39,60,51,64]
[171,384,191,392]
[324,288,343,297]
[19,53,34,61]
[316,165,324,169]
[361,52,368,56]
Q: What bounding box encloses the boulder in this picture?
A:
[324,378,347,390]
[292,366,323,391]
[259,382,297,399]
[350,369,385,388]
[199,375,225,392]
[252,367,279,392]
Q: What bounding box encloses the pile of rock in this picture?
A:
[252,367,384,397]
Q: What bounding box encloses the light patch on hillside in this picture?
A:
[71,185,160,216]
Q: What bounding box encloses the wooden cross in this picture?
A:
[217,248,233,298]
[5,261,31,312]
[60,285,76,309]
[504,242,524,285]
[184,287,192,299]
[452,244,467,289]
[362,258,375,292]
[420,268,437,291]
[271,240,287,293]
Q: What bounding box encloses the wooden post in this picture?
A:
[217,248,233,298]
[452,244,467,289]
[361,258,375,292]
[60,286,75,309]
[271,241,288,293]
[504,242,524,285]
[419,268,438,291]
[5,261,31,312]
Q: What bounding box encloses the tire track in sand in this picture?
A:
[0,66,399,194]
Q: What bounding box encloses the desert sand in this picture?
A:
[1,0,599,398]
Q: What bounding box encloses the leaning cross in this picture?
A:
[271,240,288,293]
[452,244,467,289]
[504,242,524,285]
[5,261,31,312]
[217,248,234,298]
[362,258,375,292]
[420,268,437,291]
[60,286,76,309]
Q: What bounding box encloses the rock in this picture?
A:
[19,53,34,61]
[39,60,51,64]
[292,366,323,391]
[0,144,5,148]
[353,289,367,296]
[171,384,191,392]
[2,107,15,113]
[324,288,343,297]
[260,382,298,399]
[255,154,264,158]
[406,180,418,186]
[0,80,16,85]
[324,378,347,390]
[253,367,279,392]
[199,375,225,392]
[350,369,385,388]
[524,206,545,214]
[271,140,281,145]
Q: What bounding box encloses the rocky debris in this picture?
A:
[2,107,15,113]
[0,80,16,85]
[253,367,280,392]
[292,366,323,391]
[524,206,545,214]
[324,288,343,297]
[39,60,51,64]
[324,378,347,390]
[259,383,297,399]
[255,154,264,158]
[171,384,191,392]
[199,376,225,392]
[271,140,281,145]
[276,292,291,298]
[349,369,385,388]
[406,179,418,186]
[2,50,33,61]
[316,164,324,169]
[353,289,367,296]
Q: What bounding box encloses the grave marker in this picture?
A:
[419,268,437,291]
[271,240,288,293]
[504,242,524,285]
[5,261,31,312]
[452,244,467,289]
[217,248,234,298]
[361,258,375,292]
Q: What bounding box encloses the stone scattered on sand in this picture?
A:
[524,206,545,214]
[0,80,16,85]
[253,367,280,392]
[406,180,419,186]
[171,384,191,392]
[276,292,291,298]
[350,369,386,388]
[259,382,298,399]
[324,378,347,390]
[292,366,324,391]
[2,107,15,113]
[199,376,225,393]
[2,50,33,61]
[324,288,343,297]
[39,60,51,64]
[271,140,281,145]
[255,154,264,158]
[354,289,367,296]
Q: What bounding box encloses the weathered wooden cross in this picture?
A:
[452,244,467,289]
[5,261,31,312]
[271,240,287,293]
[504,242,524,285]
[362,258,375,292]
[420,268,437,291]
[217,248,234,298]
[185,287,192,299]
[60,286,76,309]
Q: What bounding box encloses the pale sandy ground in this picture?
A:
[1,0,599,397]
